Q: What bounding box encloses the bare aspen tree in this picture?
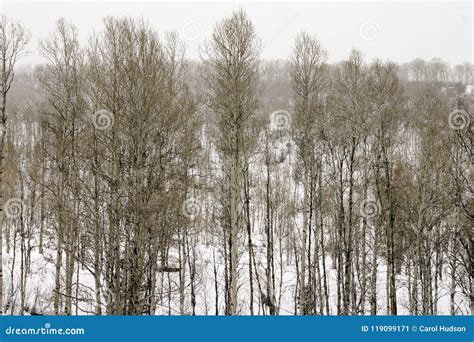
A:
[367,60,404,315]
[330,49,369,315]
[242,118,264,315]
[408,86,452,315]
[202,10,261,315]
[37,18,85,315]
[448,97,473,315]
[0,15,30,315]
[290,32,327,315]
[86,17,129,314]
[262,128,277,315]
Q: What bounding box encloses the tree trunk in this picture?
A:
[299,170,309,315]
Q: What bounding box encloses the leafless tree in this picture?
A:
[0,15,30,315]
[202,9,261,315]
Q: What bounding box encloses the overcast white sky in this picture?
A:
[1,1,472,66]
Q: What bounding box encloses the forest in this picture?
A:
[0,10,472,316]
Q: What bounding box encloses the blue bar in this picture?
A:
[0,316,472,341]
